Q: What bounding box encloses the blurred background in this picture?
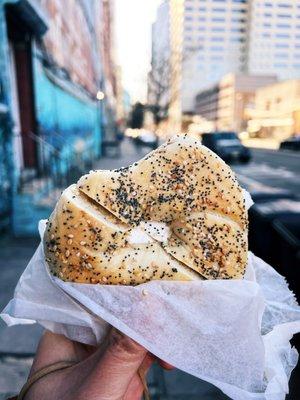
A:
[0,0,299,398]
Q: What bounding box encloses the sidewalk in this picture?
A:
[0,237,42,399]
[0,138,298,399]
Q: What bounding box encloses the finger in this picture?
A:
[123,353,155,400]
[81,329,148,397]
[30,331,78,375]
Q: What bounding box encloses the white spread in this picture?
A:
[242,189,254,211]
[128,221,170,244]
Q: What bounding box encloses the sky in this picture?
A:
[114,0,162,104]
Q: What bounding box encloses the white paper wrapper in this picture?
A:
[2,219,300,400]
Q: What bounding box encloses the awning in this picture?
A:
[4,0,48,36]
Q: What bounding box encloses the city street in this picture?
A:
[0,138,299,399]
[233,148,300,195]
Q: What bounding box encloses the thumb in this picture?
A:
[83,329,149,399]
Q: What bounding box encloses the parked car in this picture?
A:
[134,131,159,149]
[280,135,300,151]
[201,132,251,163]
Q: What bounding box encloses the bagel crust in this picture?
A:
[44,135,248,284]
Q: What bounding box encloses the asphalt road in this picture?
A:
[232,148,300,196]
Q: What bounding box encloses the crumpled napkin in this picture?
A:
[1,216,300,400]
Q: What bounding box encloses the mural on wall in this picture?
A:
[33,48,102,178]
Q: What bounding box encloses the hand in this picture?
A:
[23,328,172,400]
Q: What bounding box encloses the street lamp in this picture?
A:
[96,90,105,101]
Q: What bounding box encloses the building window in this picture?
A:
[278,4,292,8]
[275,43,289,48]
[211,37,224,42]
[212,8,226,12]
[231,27,246,32]
[232,18,246,23]
[264,13,272,17]
[199,7,206,12]
[185,16,193,21]
[232,9,247,14]
[275,53,288,58]
[198,17,206,21]
[198,26,206,31]
[262,33,271,38]
[232,0,247,3]
[276,33,290,38]
[264,2,272,7]
[263,23,271,28]
[212,27,225,32]
[230,37,245,42]
[274,63,287,68]
[277,14,291,18]
[185,7,194,11]
[211,46,223,51]
[212,17,225,22]
[276,24,290,29]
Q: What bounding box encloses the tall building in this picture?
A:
[247,0,300,79]
[150,0,300,118]
[182,0,248,112]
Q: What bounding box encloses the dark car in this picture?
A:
[280,135,300,151]
[201,132,251,163]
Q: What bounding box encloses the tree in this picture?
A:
[148,47,200,126]
[147,54,170,124]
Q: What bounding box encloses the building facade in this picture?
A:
[182,0,248,113]
[194,73,277,132]
[150,0,300,119]
[247,0,300,80]
[0,0,117,235]
[194,84,219,124]
[247,79,300,140]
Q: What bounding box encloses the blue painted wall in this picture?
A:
[33,50,102,172]
[0,4,15,229]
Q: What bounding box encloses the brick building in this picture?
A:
[0,0,117,235]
